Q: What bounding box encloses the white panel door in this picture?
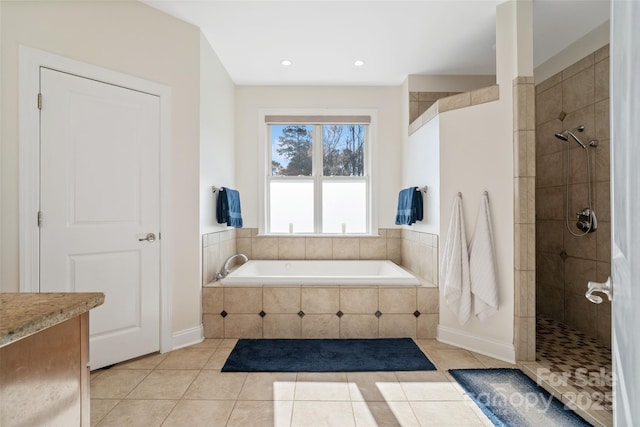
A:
[39,68,160,370]
[611,1,640,425]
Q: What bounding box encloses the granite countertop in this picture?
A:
[0,293,105,348]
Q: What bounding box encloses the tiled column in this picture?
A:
[513,76,536,361]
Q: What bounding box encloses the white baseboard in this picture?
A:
[438,325,516,364]
[170,325,204,351]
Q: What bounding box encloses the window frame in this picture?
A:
[258,109,377,236]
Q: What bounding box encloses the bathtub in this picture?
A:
[220,260,420,286]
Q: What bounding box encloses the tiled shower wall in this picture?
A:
[202,228,438,285]
[535,45,611,348]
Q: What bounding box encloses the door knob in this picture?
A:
[585,276,612,304]
[138,233,156,242]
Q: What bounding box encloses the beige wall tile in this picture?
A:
[596,221,611,262]
[236,237,252,259]
[535,186,563,220]
[340,314,378,338]
[379,287,416,313]
[563,223,597,259]
[378,314,416,338]
[535,119,563,158]
[416,313,438,339]
[562,53,594,80]
[595,99,610,141]
[263,287,301,313]
[386,229,401,239]
[224,287,262,313]
[203,314,223,338]
[332,238,359,260]
[564,257,597,296]
[417,287,439,314]
[535,85,562,125]
[224,314,262,338]
[301,314,340,338]
[594,44,609,62]
[438,92,471,112]
[536,152,563,188]
[419,91,449,101]
[340,288,378,313]
[595,139,610,182]
[263,314,301,338]
[301,287,339,313]
[277,237,306,260]
[536,72,562,94]
[252,237,278,259]
[595,57,609,102]
[202,287,223,314]
[387,238,401,264]
[359,237,387,259]
[536,252,564,289]
[470,85,499,105]
[536,220,564,254]
[564,295,598,340]
[595,180,610,221]
[305,237,333,259]
[562,67,595,113]
[236,228,251,238]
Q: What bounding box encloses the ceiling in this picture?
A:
[144,0,610,86]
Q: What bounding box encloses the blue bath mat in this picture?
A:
[221,338,436,372]
[449,369,592,426]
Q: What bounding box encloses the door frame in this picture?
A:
[18,46,173,354]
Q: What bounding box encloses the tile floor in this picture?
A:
[519,315,613,427]
[90,339,513,426]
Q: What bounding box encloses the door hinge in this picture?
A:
[158,232,161,240]
[37,211,42,227]
[37,93,43,110]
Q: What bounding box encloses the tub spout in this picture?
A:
[216,253,249,280]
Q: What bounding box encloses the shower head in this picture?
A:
[554,125,587,149]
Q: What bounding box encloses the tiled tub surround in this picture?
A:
[202,229,237,285]
[535,45,611,348]
[202,285,439,339]
[202,228,439,339]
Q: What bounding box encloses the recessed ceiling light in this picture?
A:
[281,59,292,66]
[354,60,365,67]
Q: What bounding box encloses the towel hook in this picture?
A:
[457,192,462,197]
[416,186,428,194]
[212,186,221,194]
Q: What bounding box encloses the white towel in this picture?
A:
[441,194,471,325]
[469,193,499,320]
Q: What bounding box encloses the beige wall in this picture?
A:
[535,45,611,347]
[200,34,236,236]
[0,1,208,337]
[400,0,534,362]
[234,85,403,230]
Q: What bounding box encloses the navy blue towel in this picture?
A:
[395,187,423,225]
[216,187,243,228]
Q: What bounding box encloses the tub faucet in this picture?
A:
[216,253,248,280]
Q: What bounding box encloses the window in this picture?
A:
[265,115,371,234]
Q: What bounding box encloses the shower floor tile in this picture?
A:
[535,315,613,422]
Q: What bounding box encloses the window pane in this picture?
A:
[271,125,313,176]
[322,180,367,233]
[270,180,314,233]
[322,125,365,176]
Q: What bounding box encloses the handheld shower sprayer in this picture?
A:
[555,125,587,148]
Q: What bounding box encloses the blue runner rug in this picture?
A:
[221,338,436,372]
[449,368,592,426]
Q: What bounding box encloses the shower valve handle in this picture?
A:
[585,276,612,304]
